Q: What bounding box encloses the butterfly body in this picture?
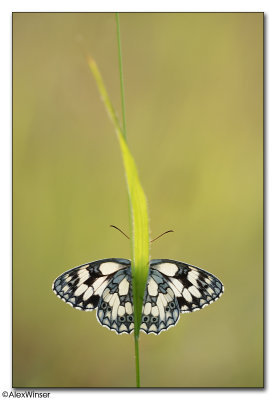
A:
[52,258,224,335]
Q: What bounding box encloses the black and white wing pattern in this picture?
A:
[53,258,223,335]
[97,265,134,334]
[140,267,180,334]
[52,258,134,334]
[145,259,224,334]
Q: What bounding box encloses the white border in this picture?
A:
[2,1,275,400]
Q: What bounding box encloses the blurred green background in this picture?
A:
[13,13,263,387]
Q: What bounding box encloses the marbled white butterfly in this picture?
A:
[52,258,224,335]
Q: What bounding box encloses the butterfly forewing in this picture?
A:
[52,258,130,313]
[150,259,224,314]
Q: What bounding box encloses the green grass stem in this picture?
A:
[135,333,140,387]
[88,41,149,387]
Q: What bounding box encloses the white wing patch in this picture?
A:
[99,262,126,275]
[118,277,130,296]
[153,262,178,276]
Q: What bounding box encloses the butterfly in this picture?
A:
[52,258,224,335]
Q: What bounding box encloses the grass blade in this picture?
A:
[88,56,149,387]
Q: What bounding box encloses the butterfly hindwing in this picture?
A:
[52,258,130,313]
[140,268,180,334]
[150,259,224,314]
[97,267,134,334]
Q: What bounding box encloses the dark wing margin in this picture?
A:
[150,259,224,314]
[52,258,130,312]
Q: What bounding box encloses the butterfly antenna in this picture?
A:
[110,225,130,240]
[151,230,174,243]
